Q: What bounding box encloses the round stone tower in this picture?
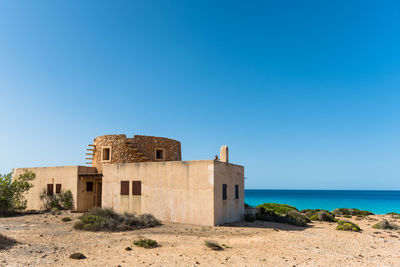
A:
[86,134,181,172]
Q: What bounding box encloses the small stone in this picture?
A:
[69,253,86,260]
[125,247,132,251]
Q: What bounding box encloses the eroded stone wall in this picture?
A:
[91,134,181,172]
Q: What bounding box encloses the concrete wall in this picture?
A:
[102,160,244,226]
[12,166,80,210]
[102,160,216,226]
[213,161,245,225]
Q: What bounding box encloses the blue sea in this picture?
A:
[244,190,400,214]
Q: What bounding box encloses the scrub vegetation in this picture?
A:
[73,207,161,232]
[133,239,158,249]
[336,220,361,232]
[204,240,223,250]
[257,203,298,215]
[40,190,73,211]
[300,209,337,222]
[256,203,310,227]
[372,220,399,230]
[333,208,373,217]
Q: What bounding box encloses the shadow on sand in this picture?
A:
[223,220,314,231]
[0,233,18,250]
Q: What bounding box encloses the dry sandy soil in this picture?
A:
[1,213,400,266]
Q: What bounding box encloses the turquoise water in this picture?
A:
[244,190,400,214]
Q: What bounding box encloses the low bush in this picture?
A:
[73,208,161,232]
[204,240,223,251]
[40,190,74,211]
[372,220,400,230]
[300,209,336,222]
[0,233,18,250]
[317,211,336,222]
[332,208,373,216]
[256,209,309,227]
[62,217,72,222]
[244,214,255,222]
[133,239,158,249]
[257,203,298,216]
[244,203,252,208]
[287,210,310,226]
[336,220,361,232]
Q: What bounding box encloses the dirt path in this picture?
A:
[1,213,400,266]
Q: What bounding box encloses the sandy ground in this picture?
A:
[1,213,400,266]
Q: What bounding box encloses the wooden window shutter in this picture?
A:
[47,184,54,196]
[121,181,129,195]
[132,181,141,195]
[56,184,62,194]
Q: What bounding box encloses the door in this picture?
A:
[95,182,102,207]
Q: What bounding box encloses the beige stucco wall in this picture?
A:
[12,166,80,211]
[102,160,216,226]
[76,166,99,212]
[213,161,245,225]
[102,160,244,226]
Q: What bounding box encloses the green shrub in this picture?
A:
[300,209,336,222]
[62,217,72,222]
[40,189,74,211]
[204,240,223,250]
[317,211,336,222]
[372,220,400,230]
[0,170,35,215]
[287,210,310,226]
[244,214,255,222]
[74,214,106,231]
[133,239,158,249]
[256,209,309,227]
[332,208,373,216]
[73,208,161,232]
[0,233,18,250]
[336,220,361,232]
[257,203,298,215]
[343,215,352,218]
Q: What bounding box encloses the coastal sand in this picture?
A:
[1,213,400,266]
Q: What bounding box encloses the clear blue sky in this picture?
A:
[1,1,399,190]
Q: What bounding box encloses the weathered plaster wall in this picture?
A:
[213,161,245,225]
[12,166,80,210]
[102,160,215,226]
[76,166,99,212]
[92,134,181,172]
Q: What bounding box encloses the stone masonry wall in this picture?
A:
[91,134,181,172]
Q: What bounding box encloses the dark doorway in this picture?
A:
[95,182,102,207]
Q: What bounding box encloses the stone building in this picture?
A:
[13,134,244,226]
